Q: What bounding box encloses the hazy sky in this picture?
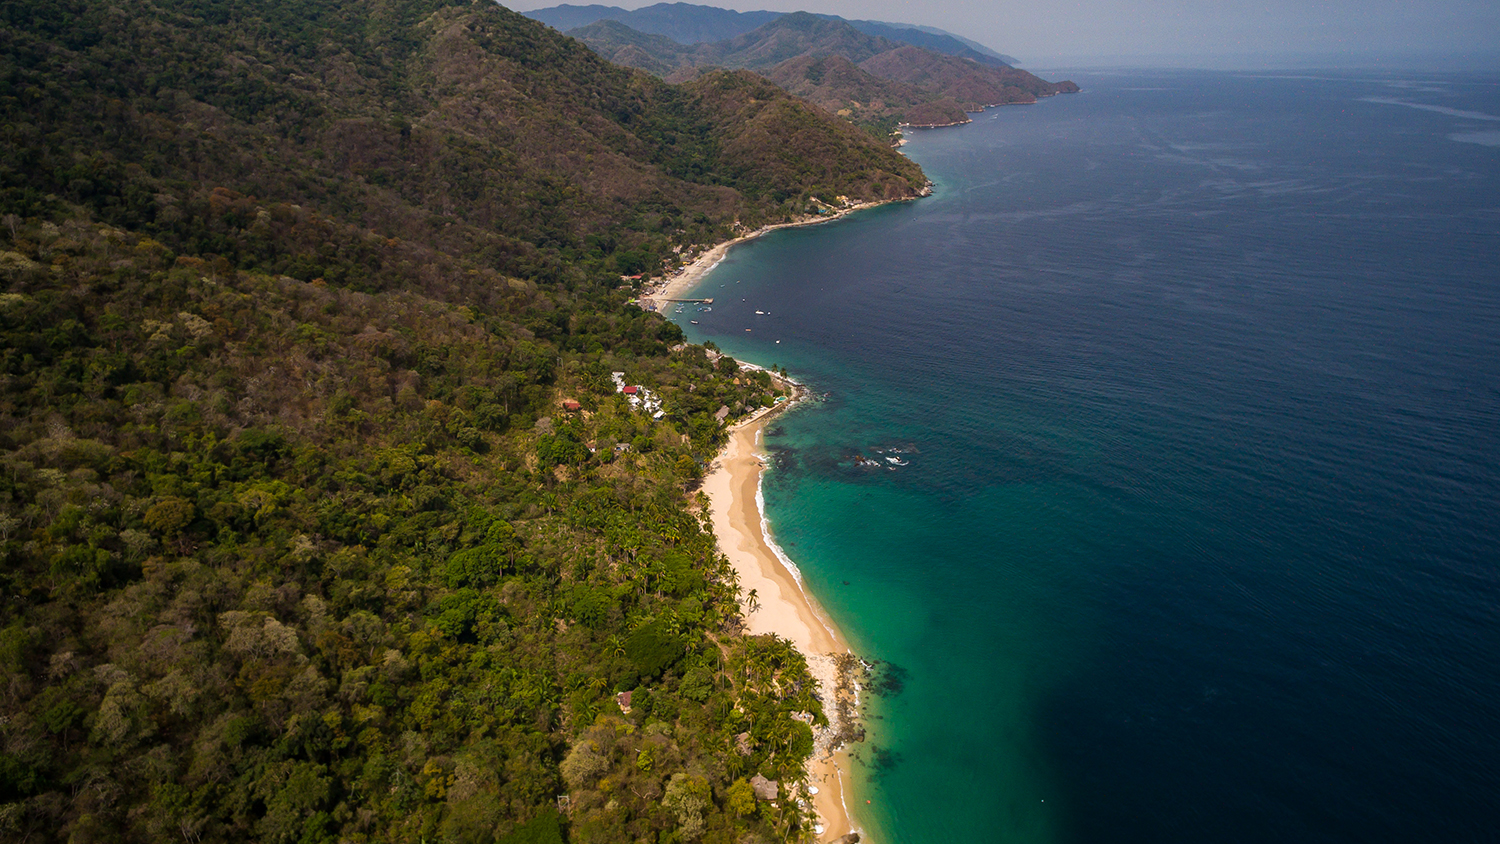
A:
[507,0,1500,67]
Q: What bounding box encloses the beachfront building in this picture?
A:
[613,379,666,419]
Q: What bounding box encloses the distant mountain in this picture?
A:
[521,2,633,32]
[568,12,1077,132]
[761,55,971,130]
[868,22,1022,65]
[566,18,972,130]
[522,1,1021,64]
[565,18,704,74]
[860,45,1079,107]
[714,12,894,67]
[834,19,1011,67]
[525,2,783,43]
[568,13,893,75]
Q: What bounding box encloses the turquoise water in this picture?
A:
[676,70,1500,843]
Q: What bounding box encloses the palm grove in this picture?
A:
[0,0,927,842]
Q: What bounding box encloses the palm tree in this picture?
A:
[661,608,683,636]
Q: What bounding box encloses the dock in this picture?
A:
[659,297,713,304]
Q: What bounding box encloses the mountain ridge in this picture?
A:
[523,1,1021,64]
[569,12,1078,134]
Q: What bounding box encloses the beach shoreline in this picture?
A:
[667,197,905,842]
[640,199,905,310]
[703,391,866,843]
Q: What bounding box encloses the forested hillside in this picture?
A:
[569,13,1079,135]
[761,56,970,132]
[0,0,921,841]
[0,0,924,287]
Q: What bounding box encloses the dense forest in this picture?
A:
[0,0,924,841]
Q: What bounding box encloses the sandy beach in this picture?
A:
[704,399,864,843]
[641,201,893,310]
[662,198,904,841]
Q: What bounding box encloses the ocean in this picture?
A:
[672,69,1500,843]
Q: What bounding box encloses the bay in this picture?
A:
[675,69,1500,844]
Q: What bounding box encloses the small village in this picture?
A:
[611,371,666,419]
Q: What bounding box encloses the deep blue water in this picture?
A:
[674,70,1500,843]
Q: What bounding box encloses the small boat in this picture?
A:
[755,310,766,315]
[690,320,699,324]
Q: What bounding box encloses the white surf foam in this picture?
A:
[755,471,807,591]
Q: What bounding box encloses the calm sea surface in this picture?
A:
[674,69,1500,844]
